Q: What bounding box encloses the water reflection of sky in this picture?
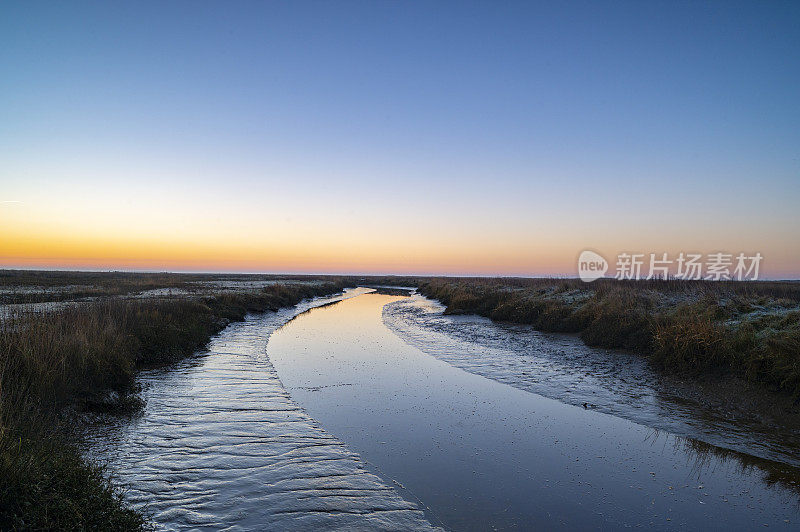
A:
[270,293,800,530]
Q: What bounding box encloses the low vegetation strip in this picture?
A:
[417,278,800,397]
[0,281,346,530]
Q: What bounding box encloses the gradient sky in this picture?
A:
[2,1,799,277]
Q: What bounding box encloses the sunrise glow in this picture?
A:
[2,3,798,277]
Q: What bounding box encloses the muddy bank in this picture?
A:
[383,294,800,469]
[0,281,348,529]
[417,278,800,398]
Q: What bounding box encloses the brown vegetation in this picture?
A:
[0,281,346,529]
[418,278,800,397]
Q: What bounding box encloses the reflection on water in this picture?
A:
[85,290,800,530]
[383,294,800,468]
[84,289,437,531]
[269,293,800,530]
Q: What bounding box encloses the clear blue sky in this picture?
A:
[1,1,799,276]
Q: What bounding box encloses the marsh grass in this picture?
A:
[0,426,148,530]
[419,278,800,397]
[0,281,345,529]
[0,270,198,304]
[0,270,362,304]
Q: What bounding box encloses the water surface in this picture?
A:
[269,293,799,530]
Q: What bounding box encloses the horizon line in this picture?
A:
[1,266,798,282]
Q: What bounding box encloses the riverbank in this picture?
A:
[82,288,438,530]
[418,278,800,398]
[0,281,346,529]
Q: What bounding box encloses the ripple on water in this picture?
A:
[85,291,438,531]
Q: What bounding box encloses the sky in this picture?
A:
[1,1,799,277]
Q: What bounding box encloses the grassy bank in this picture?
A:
[0,270,360,305]
[0,281,345,529]
[0,270,423,305]
[418,278,800,397]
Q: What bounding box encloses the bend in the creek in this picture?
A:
[83,288,439,531]
[382,293,800,469]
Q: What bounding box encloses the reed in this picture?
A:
[0,281,345,529]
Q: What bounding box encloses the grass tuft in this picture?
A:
[0,281,346,529]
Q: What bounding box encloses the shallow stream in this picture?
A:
[87,290,800,530]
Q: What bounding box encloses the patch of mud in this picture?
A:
[191,279,324,291]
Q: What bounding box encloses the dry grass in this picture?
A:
[419,278,800,397]
[0,281,346,529]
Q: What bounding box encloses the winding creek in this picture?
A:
[87,289,800,530]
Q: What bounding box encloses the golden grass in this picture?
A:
[0,281,345,529]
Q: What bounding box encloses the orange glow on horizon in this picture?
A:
[2,228,799,278]
[2,203,798,277]
[0,224,571,276]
